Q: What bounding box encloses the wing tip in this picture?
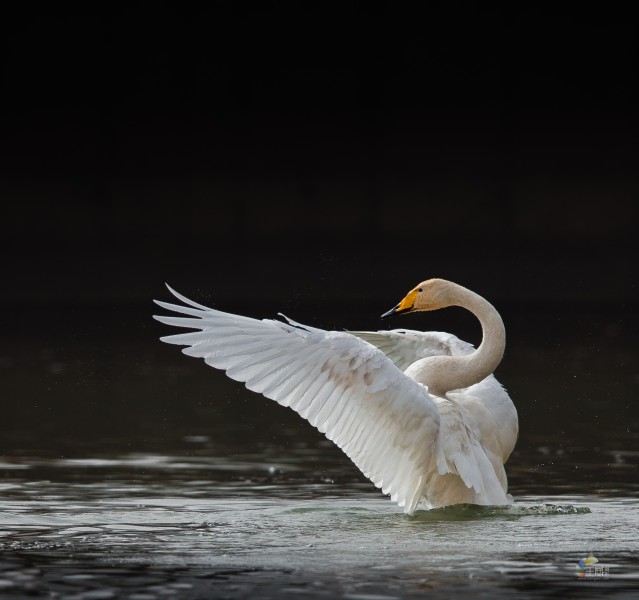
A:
[157,283,212,311]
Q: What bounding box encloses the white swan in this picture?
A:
[153,278,518,514]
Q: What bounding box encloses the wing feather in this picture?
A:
[350,329,475,371]
[153,288,441,514]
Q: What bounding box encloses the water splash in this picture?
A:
[409,502,591,522]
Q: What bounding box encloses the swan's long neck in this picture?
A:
[457,285,505,382]
[413,284,505,396]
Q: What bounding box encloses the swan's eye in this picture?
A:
[418,288,423,293]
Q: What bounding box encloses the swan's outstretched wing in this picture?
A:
[153,286,440,514]
[350,329,475,371]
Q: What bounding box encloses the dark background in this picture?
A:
[0,5,637,455]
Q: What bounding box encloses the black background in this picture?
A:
[1,6,637,449]
[1,4,637,312]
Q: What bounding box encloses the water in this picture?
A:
[1,307,638,597]
[1,435,638,599]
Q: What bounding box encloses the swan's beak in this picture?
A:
[381,304,400,318]
[381,289,418,318]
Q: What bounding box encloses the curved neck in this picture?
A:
[416,283,506,396]
[456,284,505,381]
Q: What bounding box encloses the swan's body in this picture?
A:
[154,279,518,514]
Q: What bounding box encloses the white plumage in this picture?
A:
[154,279,518,514]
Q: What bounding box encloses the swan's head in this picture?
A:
[381,278,455,318]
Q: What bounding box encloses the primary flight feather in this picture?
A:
[153,278,518,514]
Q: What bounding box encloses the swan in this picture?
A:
[153,278,518,514]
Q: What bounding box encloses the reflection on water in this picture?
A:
[1,307,639,597]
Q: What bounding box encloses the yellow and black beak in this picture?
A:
[381,289,418,318]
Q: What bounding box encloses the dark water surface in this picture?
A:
[1,306,638,598]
